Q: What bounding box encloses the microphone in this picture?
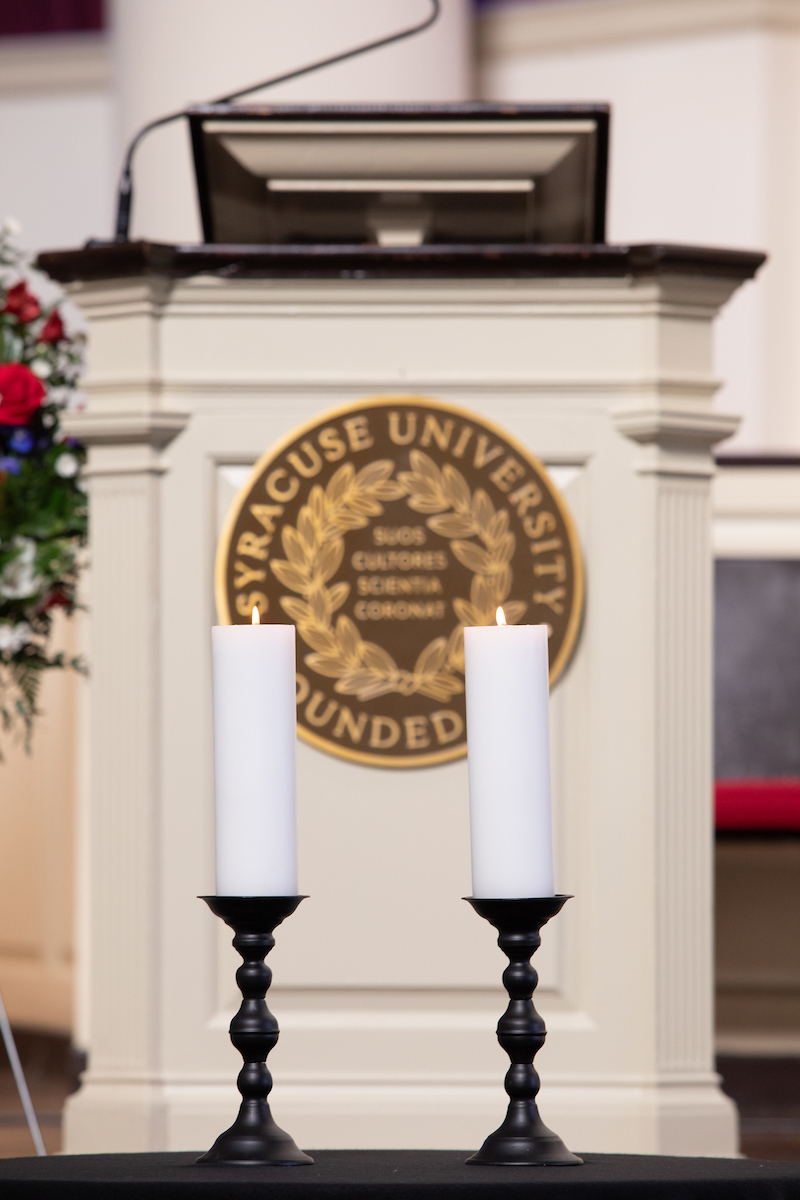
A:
[111,0,441,243]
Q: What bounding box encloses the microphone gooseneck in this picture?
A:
[112,0,441,243]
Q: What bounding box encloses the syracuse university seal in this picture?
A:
[216,397,583,767]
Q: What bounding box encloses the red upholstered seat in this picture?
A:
[715,779,800,831]
[0,1,104,38]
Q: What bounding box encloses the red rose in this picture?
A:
[3,281,41,324]
[38,311,64,343]
[0,363,46,425]
[43,589,70,612]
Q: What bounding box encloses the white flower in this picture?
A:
[0,621,33,654]
[59,300,88,342]
[55,452,78,478]
[65,389,87,413]
[21,267,58,312]
[30,358,52,379]
[2,217,21,238]
[0,536,41,600]
[46,386,69,408]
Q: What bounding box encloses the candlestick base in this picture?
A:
[196,895,313,1166]
[465,896,582,1167]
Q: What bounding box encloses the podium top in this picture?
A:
[187,103,609,246]
[38,241,765,285]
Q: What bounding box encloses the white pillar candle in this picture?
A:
[212,613,298,895]
[464,612,555,898]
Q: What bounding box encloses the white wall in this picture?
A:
[0,37,114,254]
[0,89,114,251]
[478,0,800,452]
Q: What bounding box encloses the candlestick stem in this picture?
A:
[197,895,312,1166]
[465,895,582,1166]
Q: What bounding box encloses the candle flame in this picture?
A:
[496,606,507,626]
[251,606,260,625]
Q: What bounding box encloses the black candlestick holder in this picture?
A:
[197,895,313,1166]
[465,895,582,1167]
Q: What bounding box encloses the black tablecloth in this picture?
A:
[1,1150,800,1199]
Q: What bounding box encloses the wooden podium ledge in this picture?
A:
[36,241,766,284]
[1,1150,799,1200]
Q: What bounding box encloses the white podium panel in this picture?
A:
[44,242,761,1156]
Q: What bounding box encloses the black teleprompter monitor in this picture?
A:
[188,103,609,247]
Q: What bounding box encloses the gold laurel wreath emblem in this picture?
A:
[270,450,527,703]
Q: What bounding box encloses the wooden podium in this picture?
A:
[39,235,761,1156]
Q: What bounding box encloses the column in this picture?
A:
[61,275,189,1149]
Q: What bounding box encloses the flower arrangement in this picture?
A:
[0,221,87,750]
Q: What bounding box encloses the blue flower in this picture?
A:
[9,427,34,454]
[0,456,21,474]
